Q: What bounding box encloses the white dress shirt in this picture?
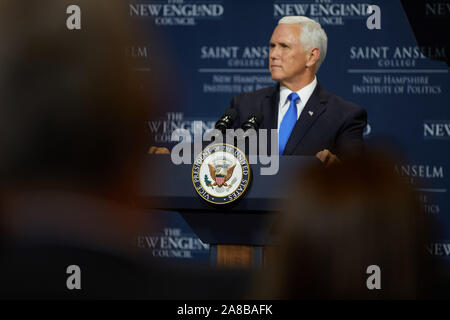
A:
[277,76,318,133]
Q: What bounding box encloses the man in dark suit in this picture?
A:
[229,16,367,166]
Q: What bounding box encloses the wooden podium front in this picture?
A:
[216,245,254,267]
[213,245,277,268]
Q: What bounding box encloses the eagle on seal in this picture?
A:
[208,163,236,188]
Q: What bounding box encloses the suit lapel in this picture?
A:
[283,83,327,155]
[261,84,279,130]
[255,84,279,156]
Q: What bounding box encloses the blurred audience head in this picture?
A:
[255,150,437,299]
[0,0,155,201]
[0,1,162,298]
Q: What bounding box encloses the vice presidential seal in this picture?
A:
[192,143,251,205]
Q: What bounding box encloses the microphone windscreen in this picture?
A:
[215,108,238,132]
[253,112,263,125]
[222,107,237,119]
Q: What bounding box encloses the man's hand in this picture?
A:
[315,149,341,167]
[148,146,170,155]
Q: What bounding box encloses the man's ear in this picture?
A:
[306,47,320,68]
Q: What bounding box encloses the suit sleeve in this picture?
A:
[335,106,367,159]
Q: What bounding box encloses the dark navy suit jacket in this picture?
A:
[228,82,367,158]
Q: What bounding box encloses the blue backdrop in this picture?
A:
[128,0,450,264]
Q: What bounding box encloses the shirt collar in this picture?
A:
[279,76,317,107]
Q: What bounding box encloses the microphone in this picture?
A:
[241,112,263,133]
[237,112,263,155]
[215,108,238,133]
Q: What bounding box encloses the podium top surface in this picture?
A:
[138,155,318,212]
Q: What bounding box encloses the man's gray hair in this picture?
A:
[278,16,328,71]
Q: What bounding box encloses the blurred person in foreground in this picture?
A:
[0,0,251,300]
[0,0,158,298]
[252,150,441,299]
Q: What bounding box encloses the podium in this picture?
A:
[138,155,317,267]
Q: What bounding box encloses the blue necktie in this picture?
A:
[279,92,300,155]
